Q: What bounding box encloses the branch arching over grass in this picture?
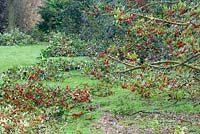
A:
[108,53,200,73]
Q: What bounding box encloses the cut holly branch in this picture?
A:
[108,52,200,73]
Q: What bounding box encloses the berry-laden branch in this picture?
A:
[138,1,180,10]
[129,12,190,26]
[108,52,200,73]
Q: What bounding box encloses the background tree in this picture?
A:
[2,0,43,32]
[14,0,43,31]
[38,0,83,34]
[7,0,15,32]
[0,0,7,32]
[38,0,122,52]
[85,0,200,100]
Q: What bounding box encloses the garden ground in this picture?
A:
[0,44,199,134]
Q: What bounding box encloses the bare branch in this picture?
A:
[108,55,135,67]
[109,53,200,73]
[151,53,200,69]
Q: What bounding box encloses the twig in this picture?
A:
[114,66,141,73]
[159,100,178,109]
[194,76,200,81]
[108,55,135,67]
[130,110,162,116]
[127,36,145,50]
[131,110,146,115]
[59,121,70,131]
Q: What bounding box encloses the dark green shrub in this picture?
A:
[38,0,83,34]
[37,0,121,53]
[68,34,91,56]
[27,27,49,42]
[41,32,76,58]
[0,28,36,46]
[1,58,87,82]
[41,32,89,58]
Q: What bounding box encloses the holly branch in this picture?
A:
[108,52,200,73]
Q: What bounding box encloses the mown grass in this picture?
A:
[0,45,199,134]
[0,45,46,73]
[44,70,199,133]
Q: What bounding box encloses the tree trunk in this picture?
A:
[7,0,15,32]
[0,0,7,32]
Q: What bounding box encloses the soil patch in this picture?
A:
[92,111,200,134]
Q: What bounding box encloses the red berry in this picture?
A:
[3,126,11,130]
[121,84,128,89]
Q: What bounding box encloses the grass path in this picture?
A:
[0,45,45,72]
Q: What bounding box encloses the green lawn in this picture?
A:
[0,45,45,72]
